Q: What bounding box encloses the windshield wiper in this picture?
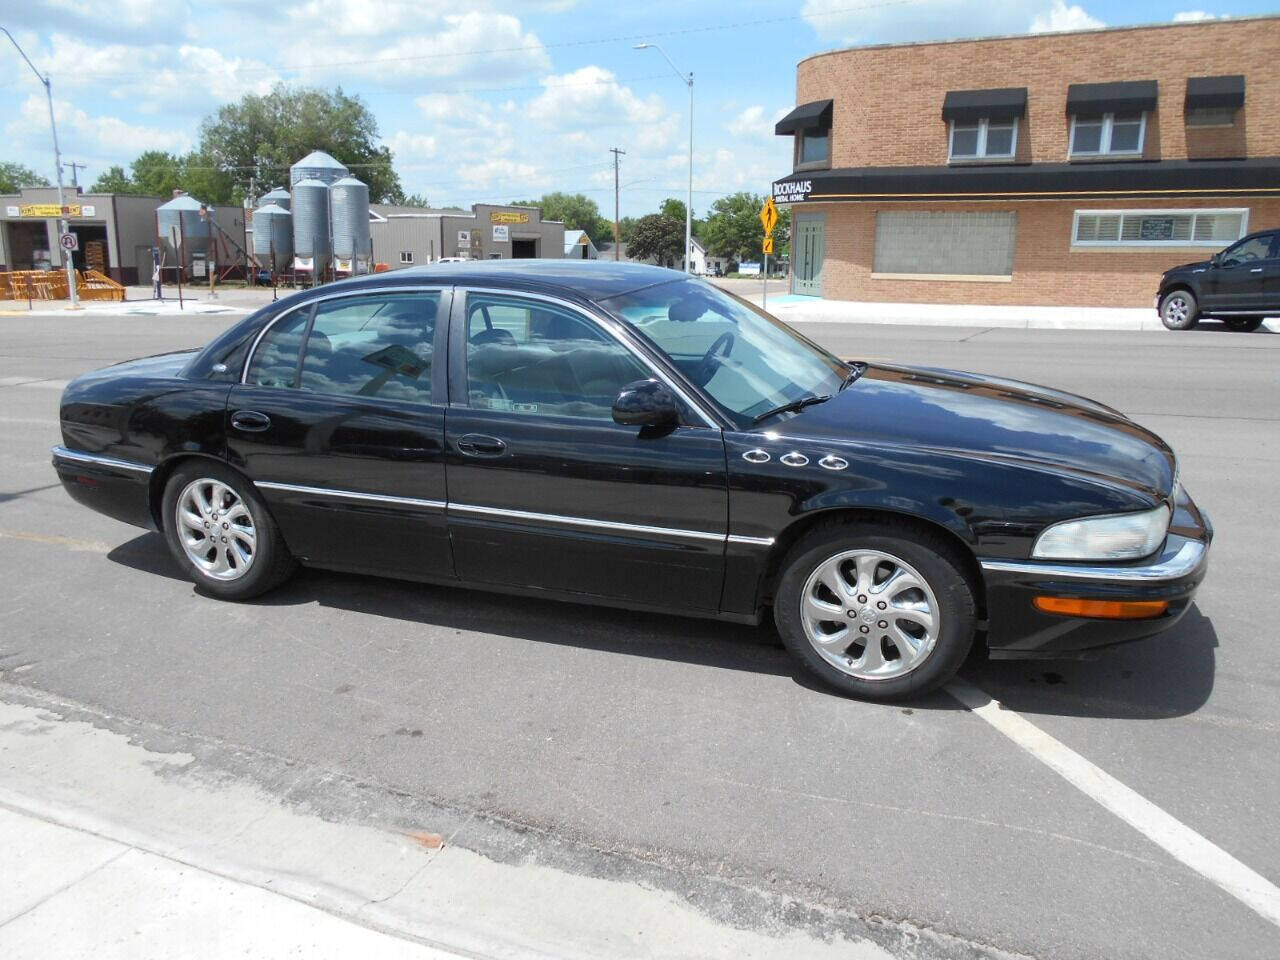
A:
[752,394,831,424]
[839,361,867,391]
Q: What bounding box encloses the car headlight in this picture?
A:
[1032,503,1171,561]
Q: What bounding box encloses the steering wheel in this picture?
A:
[693,331,735,385]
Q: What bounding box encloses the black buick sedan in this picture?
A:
[53,261,1211,700]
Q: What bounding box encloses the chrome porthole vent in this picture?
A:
[819,455,849,471]
[780,452,809,467]
[742,449,771,464]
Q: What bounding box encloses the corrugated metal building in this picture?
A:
[369,203,566,268]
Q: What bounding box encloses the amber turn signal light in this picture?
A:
[1033,597,1169,620]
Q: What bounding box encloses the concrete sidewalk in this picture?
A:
[744,292,1277,332]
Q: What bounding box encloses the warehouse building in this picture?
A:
[370,202,565,268]
[770,16,1280,306]
[0,186,250,284]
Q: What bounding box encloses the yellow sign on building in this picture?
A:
[19,204,82,218]
[491,212,530,224]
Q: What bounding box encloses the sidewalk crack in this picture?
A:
[0,847,130,930]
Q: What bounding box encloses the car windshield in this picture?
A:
[598,278,847,428]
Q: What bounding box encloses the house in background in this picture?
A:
[563,230,599,259]
[771,15,1280,305]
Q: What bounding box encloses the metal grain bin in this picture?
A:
[291,178,331,276]
[252,203,293,272]
[155,193,210,268]
[330,175,370,271]
[259,187,291,211]
[290,150,348,188]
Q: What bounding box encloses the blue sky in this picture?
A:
[3,1,1275,216]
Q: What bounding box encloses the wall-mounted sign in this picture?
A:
[771,180,812,203]
[491,212,530,224]
[457,230,471,244]
[492,225,509,242]
[5,206,19,217]
[10,203,96,218]
[578,234,590,245]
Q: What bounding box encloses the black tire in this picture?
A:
[1160,290,1199,330]
[161,461,296,600]
[773,521,977,701]
[1225,317,1265,332]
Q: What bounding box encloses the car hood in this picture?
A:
[1165,259,1212,275]
[781,363,1176,500]
[71,349,200,385]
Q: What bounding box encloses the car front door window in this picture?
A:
[1221,235,1272,268]
[464,293,648,420]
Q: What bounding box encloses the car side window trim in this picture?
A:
[240,286,451,405]
[452,285,722,429]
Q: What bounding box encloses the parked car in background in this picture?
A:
[1158,229,1279,331]
[52,262,1210,701]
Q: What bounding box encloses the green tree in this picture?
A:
[628,214,685,267]
[394,192,432,208]
[659,197,686,223]
[617,215,638,242]
[0,161,51,192]
[89,165,133,193]
[700,192,788,262]
[197,85,401,203]
[510,192,611,244]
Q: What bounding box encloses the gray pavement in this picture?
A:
[1,311,1278,958]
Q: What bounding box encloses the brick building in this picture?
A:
[770,16,1280,306]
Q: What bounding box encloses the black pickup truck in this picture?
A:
[1157,229,1279,331]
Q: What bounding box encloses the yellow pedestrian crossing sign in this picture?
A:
[762,237,774,255]
[760,197,778,237]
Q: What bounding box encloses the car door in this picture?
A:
[226,288,453,579]
[1205,233,1274,312]
[444,288,729,611]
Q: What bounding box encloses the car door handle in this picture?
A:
[230,410,272,433]
[1249,267,1263,273]
[456,434,506,457]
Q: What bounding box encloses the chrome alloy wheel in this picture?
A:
[175,478,257,581]
[799,549,941,680]
[1163,294,1191,325]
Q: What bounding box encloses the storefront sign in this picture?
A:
[491,212,530,224]
[492,225,509,242]
[457,230,471,244]
[771,180,812,203]
[10,203,96,218]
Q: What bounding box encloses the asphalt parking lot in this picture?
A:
[2,310,1278,959]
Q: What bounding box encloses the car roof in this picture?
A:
[329,259,690,302]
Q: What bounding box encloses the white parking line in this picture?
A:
[947,678,1280,928]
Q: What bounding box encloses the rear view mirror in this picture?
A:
[613,379,678,427]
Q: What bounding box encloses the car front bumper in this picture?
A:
[978,488,1212,659]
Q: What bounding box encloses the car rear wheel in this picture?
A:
[1160,290,1199,331]
[773,522,976,701]
[1225,317,1265,332]
[162,462,296,600]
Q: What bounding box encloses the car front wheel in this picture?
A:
[1160,290,1199,330]
[162,462,296,600]
[774,522,977,701]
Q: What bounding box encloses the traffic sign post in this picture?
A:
[759,197,779,311]
[59,232,78,252]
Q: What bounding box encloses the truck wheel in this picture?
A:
[1160,290,1199,330]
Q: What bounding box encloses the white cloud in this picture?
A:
[802,0,1105,43]
[7,94,192,159]
[1029,1,1105,33]
[1172,11,1217,22]
[526,66,671,136]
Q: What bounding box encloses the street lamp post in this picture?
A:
[2,27,79,309]
[634,43,693,274]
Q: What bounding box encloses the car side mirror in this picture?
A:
[1211,252,1222,267]
[613,379,678,427]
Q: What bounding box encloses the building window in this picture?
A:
[948,118,1017,161]
[796,130,829,166]
[1070,113,1146,157]
[874,211,1017,277]
[1186,106,1237,128]
[399,251,414,264]
[1072,209,1248,247]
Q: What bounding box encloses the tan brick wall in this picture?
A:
[797,17,1280,166]
[810,198,1280,307]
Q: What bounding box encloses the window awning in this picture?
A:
[774,100,833,135]
[941,87,1027,123]
[1185,75,1245,111]
[1066,80,1158,116]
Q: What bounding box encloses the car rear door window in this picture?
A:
[464,293,647,420]
[246,307,309,388]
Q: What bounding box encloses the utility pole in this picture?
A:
[2,28,80,309]
[66,161,86,189]
[610,147,625,261]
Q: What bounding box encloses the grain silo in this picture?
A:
[290,150,348,188]
[330,176,371,275]
[252,203,293,274]
[291,178,331,278]
[259,187,291,211]
[155,193,210,272]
